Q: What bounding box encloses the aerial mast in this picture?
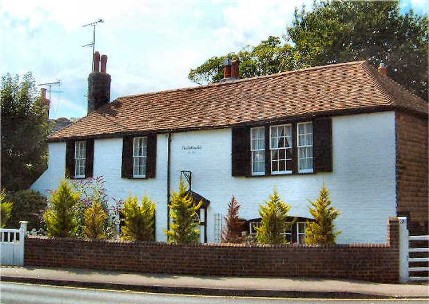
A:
[82,18,104,71]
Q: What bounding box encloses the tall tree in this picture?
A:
[188,1,428,101]
[1,72,49,191]
[288,0,428,100]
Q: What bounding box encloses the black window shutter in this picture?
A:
[121,136,133,178]
[264,126,271,175]
[231,126,250,176]
[146,133,157,178]
[85,139,94,178]
[313,117,333,172]
[65,141,75,178]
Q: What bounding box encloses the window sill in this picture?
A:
[247,171,316,178]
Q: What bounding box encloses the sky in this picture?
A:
[1,0,427,119]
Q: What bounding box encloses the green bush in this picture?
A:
[305,184,341,245]
[166,179,202,244]
[121,195,156,241]
[256,188,292,245]
[44,180,80,237]
[83,201,108,239]
[1,190,13,228]
[6,189,47,229]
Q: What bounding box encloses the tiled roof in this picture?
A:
[49,60,427,141]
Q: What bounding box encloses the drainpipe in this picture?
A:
[167,132,172,231]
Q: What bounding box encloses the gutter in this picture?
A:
[166,132,172,232]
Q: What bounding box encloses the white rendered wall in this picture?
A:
[32,142,67,195]
[32,111,396,244]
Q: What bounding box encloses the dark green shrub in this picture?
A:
[7,189,47,229]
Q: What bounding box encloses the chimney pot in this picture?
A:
[378,62,387,76]
[100,54,108,73]
[223,58,231,79]
[93,51,100,72]
[88,53,111,114]
[231,59,239,79]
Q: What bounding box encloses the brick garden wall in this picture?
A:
[25,218,400,283]
[396,112,428,235]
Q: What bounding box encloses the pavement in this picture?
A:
[1,266,428,299]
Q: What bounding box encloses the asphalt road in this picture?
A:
[1,282,427,304]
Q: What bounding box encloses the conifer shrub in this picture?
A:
[221,196,245,243]
[305,184,341,245]
[72,176,121,239]
[44,180,80,237]
[1,190,13,228]
[121,195,156,241]
[83,201,108,239]
[256,188,292,245]
[166,179,202,244]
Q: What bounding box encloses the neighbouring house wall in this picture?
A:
[24,218,400,283]
[396,112,428,235]
[32,111,397,244]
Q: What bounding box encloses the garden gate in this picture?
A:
[0,221,27,266]
[398,217,429,282]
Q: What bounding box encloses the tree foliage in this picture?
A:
[221,196,245,243]
[189,1,428,101]
[44,180,80,237]
[121,195,156,241]
[165,179,202,244]
[1,190,13,228]
[288,0,428,100]
[83,201,108,239]
[305,184,340,245]
[1,72,50,191]
[189,36,295,85]
[256,189,292,245]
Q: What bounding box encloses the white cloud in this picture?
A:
[1,0,312,118]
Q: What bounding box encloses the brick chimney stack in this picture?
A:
[222,58,239,82]
[87,51,111,114]
[40,88,50,116]
[378,62,387,76]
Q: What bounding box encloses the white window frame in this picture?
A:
[270,124,293,175]
[249,221,261,235]
[296,222,307,244]
[250,127,265,176]
[297,122,314,173]
[74,141,86,178]
[133,137,147,178]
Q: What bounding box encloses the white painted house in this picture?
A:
[32,54,428,244]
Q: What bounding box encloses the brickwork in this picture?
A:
[396,112,428,234]
[25,218,400,283]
